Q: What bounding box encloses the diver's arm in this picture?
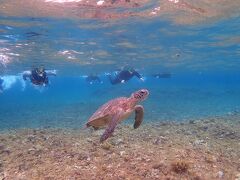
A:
[108,74,119,85]
[133,71,144,81]
[43,77,49,87]
[45,70,57,76]
[22,71,32,80]
[0,79,3,92]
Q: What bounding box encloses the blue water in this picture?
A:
[0,4,240,130]
[0,71,240,130]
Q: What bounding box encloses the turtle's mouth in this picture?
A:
[133,89,149,101]
[134,93,142,100]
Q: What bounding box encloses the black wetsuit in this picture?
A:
[0,78,3,92]
[108,69,142,85]
[30,69,48,85]
[86,75,101,84]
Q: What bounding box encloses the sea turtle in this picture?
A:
[86,89,149,142]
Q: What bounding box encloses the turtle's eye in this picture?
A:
[139,90,147,96]
[140,90,145,94]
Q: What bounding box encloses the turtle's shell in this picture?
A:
[86,97,135,128]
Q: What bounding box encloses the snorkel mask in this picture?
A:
[37,67,45,77]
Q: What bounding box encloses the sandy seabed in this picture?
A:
[0,114,239,180]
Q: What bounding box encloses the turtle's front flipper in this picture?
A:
[133,105,144,129]
[100,111,122,142]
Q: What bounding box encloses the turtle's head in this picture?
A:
[131,89,149,102]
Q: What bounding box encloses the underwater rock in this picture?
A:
[199,125,208,131]
[26,135,37,143]
[111,138,124,146]
[152,162,166,171]
[158,122,171,126]
[217,171,224,179]
[214,129,239,139]
[183,130,193,136]
[18,163,29,172]
[123,156,130,162]
[50,139,64,147]
[204,155,217,164]
[65,151,75,159]
[189,120,195,124]
[0,162,3,173]
[193,139,205,146]
[0,144,5,151]
[235,173,240,180]
[101,143,113,151]
[93,129,105,136]
[152,136,167,145]
[0,138,6,142]
[171,160,189,174]
[86,138,93,143]
[77,153,90,161]
[119,151,125,156]
[27,147,43,156]
[224,131,239,139]
[0,149,10,155]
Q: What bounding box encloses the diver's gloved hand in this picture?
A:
[104,72,111,76]
[46,70,57,76]
[140,77,145,82]
[52,70,57,76]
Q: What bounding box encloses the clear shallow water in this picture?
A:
[0,72,240,130]
[0,0,240,130]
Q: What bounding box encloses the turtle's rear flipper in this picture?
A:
[100,111,122,143]
[133,105,144,129]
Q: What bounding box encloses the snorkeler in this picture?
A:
[85,74,102,84]
[0,78,3,93]
[107,66,144,85]
[152,73,172,79]
[22,67,57,86]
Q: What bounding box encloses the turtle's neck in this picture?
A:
[128,96,139,108]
